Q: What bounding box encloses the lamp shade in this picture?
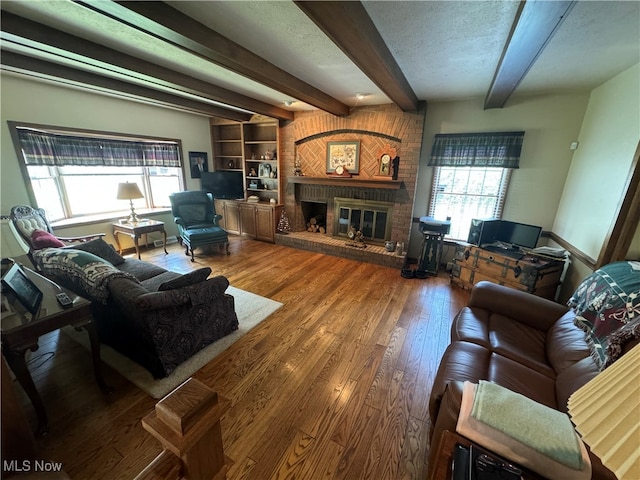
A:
[116,182,143,200]
[0,219,30,259]
[568,343,640,479]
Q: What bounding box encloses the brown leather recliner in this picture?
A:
[427,281,616,480]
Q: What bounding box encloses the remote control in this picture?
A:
[56,292,73,308]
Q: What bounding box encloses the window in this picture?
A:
[427,131,524,241]
[429,166,511,240]
[11,124,184,222]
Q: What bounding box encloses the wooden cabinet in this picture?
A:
[215,200,281,243]
[215,199,240,235]
[210,116,281,204]
[450,244,565,300]
[239,203,257,237]
[255,204,282,242]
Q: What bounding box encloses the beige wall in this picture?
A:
[412,93,590,258]
[553,63,640,261]
[1,72,214,247]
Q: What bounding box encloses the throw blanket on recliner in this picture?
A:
[568,261,640,369]
[33,247,140,303]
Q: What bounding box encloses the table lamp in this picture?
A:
[117,182,144,224]
[1,218,30,264]
[568,342,640,479]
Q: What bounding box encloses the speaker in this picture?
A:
[467,218,501,246]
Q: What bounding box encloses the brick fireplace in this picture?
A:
[276,104,426,267]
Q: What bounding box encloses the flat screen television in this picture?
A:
[200,171,244,199]
[496,221,542,249]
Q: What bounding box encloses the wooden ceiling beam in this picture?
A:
[75,0,350,117]
[1,11,292,121]
[1,50,254,123]
[484,0,576,109]
[295,1,419,112]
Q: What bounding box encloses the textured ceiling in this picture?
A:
[1,0,638,115]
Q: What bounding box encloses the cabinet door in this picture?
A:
[223,201,240,235]
[239,203,256,237]
[255,205,278,242]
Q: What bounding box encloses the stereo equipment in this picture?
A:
[419,216,451,235]
[467,218,501,246]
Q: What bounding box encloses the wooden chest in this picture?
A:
[450,244,565,300]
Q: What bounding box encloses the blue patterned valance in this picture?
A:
[17,128,181,168]
[428,131,524,168]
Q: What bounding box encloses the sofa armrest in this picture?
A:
[135,275,230,311]
[427,381,465,480]
[469,281,569,332]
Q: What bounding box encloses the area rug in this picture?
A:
[62,286,283,399]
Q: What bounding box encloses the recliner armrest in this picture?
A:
[469,281,568,331]
[205,213,222,226]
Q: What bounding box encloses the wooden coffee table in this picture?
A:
[1,266,112,436]
[112,219,168,260]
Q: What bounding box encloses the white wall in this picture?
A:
[553,63,640,261]
[411,93,590,258]
[1,72,214,245]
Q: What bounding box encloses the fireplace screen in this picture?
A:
[334,197,393,243]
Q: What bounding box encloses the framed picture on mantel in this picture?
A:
[326,141,360,174]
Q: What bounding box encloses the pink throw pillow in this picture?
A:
[31,229,65,249]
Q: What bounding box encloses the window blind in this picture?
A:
[17,128,181,168]
[428,131,524,168]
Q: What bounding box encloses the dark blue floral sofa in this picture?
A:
[32,238,238,378]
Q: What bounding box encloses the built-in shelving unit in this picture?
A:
[243,121,279,203]
[211,123,243,171]
[211,116,281,203]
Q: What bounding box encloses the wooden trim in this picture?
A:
[597,141,640,267]
[295,129,401,146]
[549,231,596,269]
[287,176,402,189]
[76,1,349,117]
[484,1,576,109]
[295,1,419,112]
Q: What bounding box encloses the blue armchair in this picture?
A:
[169,191,229,261]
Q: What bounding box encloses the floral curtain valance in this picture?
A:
[428,131,525,168]
[17,128,181,168]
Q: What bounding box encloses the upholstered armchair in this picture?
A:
[10,205,105,260]
[169,191,229,261]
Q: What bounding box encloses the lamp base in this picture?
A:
[128,201,140,224]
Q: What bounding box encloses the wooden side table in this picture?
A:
[112,219,168,260]
[1,266,112,436]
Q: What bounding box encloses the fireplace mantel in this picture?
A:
[287,176,402,190]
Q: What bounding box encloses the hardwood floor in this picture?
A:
[13,237,469,480]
